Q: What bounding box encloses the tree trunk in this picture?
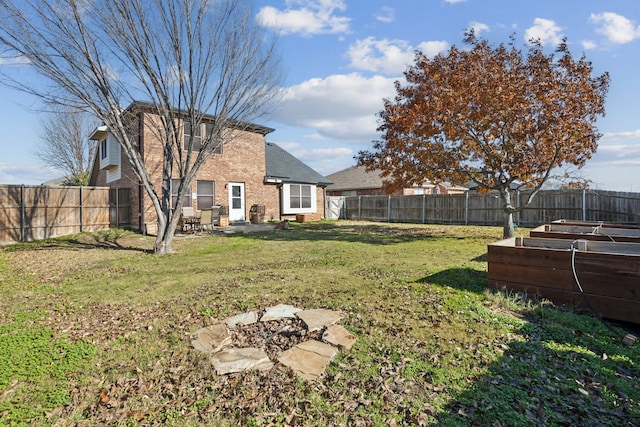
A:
[503,211,515,239]
[154,226,175,255]
[499,188,516,239]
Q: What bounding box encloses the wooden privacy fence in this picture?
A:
[338,189,640,226]
[0,185,131,245]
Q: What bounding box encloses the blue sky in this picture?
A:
[1,0,639,191]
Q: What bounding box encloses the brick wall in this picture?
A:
[93,111,288,234]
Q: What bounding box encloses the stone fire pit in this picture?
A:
[190,304,356,381]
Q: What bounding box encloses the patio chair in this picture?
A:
[199,208,215,233]
[211,205,222,226]
[178,206,197,232]
[182,206,195,218]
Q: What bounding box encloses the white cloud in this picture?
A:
[468,21,490,36]
[0,163,59,185]
[601,129,640,140]
[591,147,640,165]
[416,41,450,58]
[374,6,395,23]
[271,73,397,142]
[346,37,448,75]
[444,0,467,4]
[0,55,30,66]
[272,141,355,174]
[590,12,640,44]
[581,40,597,50]
[294,147,352,162]
[524,18,563,46]
[257,0,350,36]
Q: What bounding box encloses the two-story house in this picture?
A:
[88,101,331,234]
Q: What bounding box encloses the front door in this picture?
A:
[228,182,245,222]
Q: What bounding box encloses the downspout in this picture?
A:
[323,186,327,219]
[278,184,283,220]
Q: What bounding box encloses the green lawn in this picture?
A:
[0,221,638,426]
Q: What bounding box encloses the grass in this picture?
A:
[0,221,638,426]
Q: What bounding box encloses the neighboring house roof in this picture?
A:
[326,165,467,192]
[467,181,521,191]
[326,166,386,191]
[265,142,332,186]
[41,175,71,186]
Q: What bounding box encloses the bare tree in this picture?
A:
[35,106,97,186]
[0,0,283,254]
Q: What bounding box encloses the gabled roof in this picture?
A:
[326,165,385,191]
[126,101,275,136]
[265,142,332,186]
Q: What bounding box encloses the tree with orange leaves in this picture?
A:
[358,32,609,238]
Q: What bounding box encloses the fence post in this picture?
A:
[358,196,361,220]
[465,191,469,225]
[20,184,25,242]
[516,191,521,226]
[79,187,84,233]
[388,195,391,222]
[582,189,587,221]
[422,194,426,224]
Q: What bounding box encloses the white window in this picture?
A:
[197,180,215,210]
[205,124,223,155]
[184,121,222,154]
[171,179,192,209]
[283,184,316,214]
[183,120,202,152]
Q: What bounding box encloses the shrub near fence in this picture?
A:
[0,185,131,245]
[340,189,640,227]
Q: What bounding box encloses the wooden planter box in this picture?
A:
[218,216,229,227]
[488,235,640,325]
[530,221,640,243]
[296,214,314,223]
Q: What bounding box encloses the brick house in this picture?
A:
[88,101,331,234]
[326,165,467,197]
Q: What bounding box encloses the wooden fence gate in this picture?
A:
[326,196,345,219]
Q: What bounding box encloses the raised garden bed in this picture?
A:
[530,220,640,243]
[488,222,640,325]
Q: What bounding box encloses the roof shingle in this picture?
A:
[265,142,332,186]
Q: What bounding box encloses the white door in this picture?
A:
[228,182,245,222]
